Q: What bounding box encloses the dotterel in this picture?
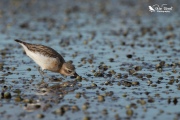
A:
[15,39,78,77]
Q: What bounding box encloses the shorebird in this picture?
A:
[15,39,78,78]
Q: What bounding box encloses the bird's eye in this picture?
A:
[67,70,72,73]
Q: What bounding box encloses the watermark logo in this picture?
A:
[149,4,173,12]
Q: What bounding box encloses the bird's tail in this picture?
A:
[15,39,24,44]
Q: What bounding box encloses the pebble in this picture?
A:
[147,80,153,85]
[146,74,152,78]
[3,92,12,99]
[126,109,133,117]
[91,83,97,87]
[148,97,155,103]
[98,95,105,102]
[15,96,23,102]
[173,97,178,105]
[116,73,122,78]
[122,93,127,97]
[37,114,45,119]
[126,54,132,58]
[53,107,65,115]
[75,92,81,99]
[129,69,136,75]
[134,66,142,71]
[72,105,80,112]
[23,99,33,103]
[27,68,31,71]
[76,76,82,81]
[105,91,114,96]
[94,72,104,77]
[102,109,108,115]
[132,81,140,86]
[137,99,146,105]
[82,104,89,110]
[83,116,91,120]
[109,58,114,62]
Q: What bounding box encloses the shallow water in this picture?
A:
[0,0,180,120]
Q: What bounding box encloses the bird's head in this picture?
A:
[60,61,78,77]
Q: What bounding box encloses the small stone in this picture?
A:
[91,83,97,87]
[53,107,65,115]
[15,96,23,102]
[147,80,153,85]
[123,74,129,78]
[20,22,29,29]
[126,54,132,58]
[148,97,154,103]
[62,105,70,112]
[158,77,163,80]
[24,103,41,111]
[4,92,11,99]
[168,98,171,104]
[42,104,52,111]
[72,105,79,112]
[11,67,16,71]
[109,58,114,62]
[75,92,81,99]
[104,81,111,85]
[134,66,142,71]
[130,103,137,109]
[27,68,31,71]
[122,93,127,97]
[105,91,114,96]
[137,99,146,105]
[83,116,91,120]
[82,104,89,111]
[159,61,165,66]
[23,99,33,103]
[116,73,122,78]
[76,76,82,81]
[78,84,82,87]
[126,109,133,116]
[173,97,178,105]
[102,109,108,115]
[94,72,104,77]
[122,81,131,87]
[98,95,105,102]
[117,82,121,86]
[88,59,93,64]
[114,114,120,120]
[37,114,45,119]
[155,94,160,97]
[0,63,4,70]
[146,75,152,78]
[129,69,136,75]
[132,81,140,86]
[13,89,21,94]
[108,70,116,75]
[151,84,157,87]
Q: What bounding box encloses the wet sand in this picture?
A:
[0,0,180,120]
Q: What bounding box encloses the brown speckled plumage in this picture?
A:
[15,39,65,63]
[15,39,78,77]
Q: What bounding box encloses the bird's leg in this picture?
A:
[42,71,53,80]
[37,67,55,80]
[36,66,44,80]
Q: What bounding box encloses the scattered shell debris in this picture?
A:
[0,0,180,120]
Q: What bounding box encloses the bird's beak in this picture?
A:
[73,72,79,77]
